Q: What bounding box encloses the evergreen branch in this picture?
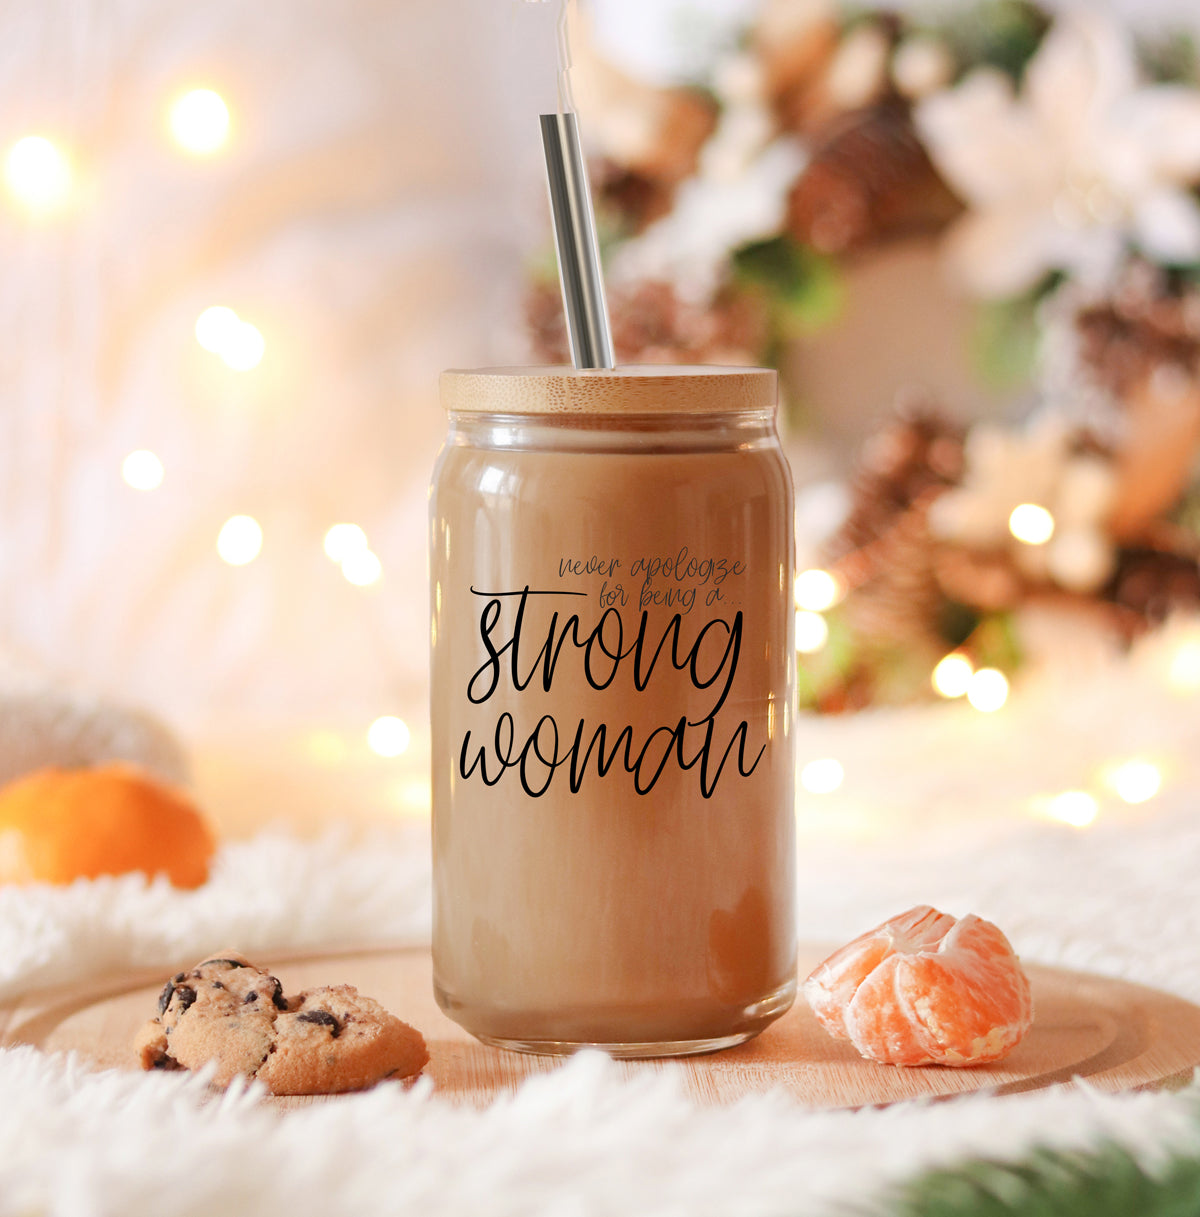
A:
[884,1127,1200,1217]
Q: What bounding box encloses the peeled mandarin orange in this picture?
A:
[803,905,1033,1067]
[0,762,216,888]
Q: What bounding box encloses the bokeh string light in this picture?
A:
[800,758,844,794]
[195,306,239,353]
[965,667,1009,712]
[1105,759,1162,805]
[794,568,844,613]
[367,716,411,758]
[322,524,382,585]
[786,560,1197,836]
[324,524,369,563]
[169,88,231,156]
[220,321,265,371]
[932,652,973,698]
[792,569,841,657]
[1027,761,1165,833]
[794,610,829,654]
[121,450,164,491]
[216,515,263,566]
[931,653,1009,714]
[195,306,264,370]
[1026,761,1166,832]
[5,135,71,214]
[1042,790,1099,828]
[1008,503,1056,546]
[342,549,383,587]
[5,79,394,671]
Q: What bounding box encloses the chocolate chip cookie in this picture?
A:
[134,953,428,1095]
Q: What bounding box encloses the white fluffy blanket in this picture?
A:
[3,809,1200,1216]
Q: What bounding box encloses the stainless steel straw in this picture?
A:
[540,110,616,370]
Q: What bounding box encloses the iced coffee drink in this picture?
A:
[430,366,796,1056]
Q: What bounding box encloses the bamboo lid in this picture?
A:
[439,365,776,415]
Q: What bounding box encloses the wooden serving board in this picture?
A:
[3,945,1199,1110]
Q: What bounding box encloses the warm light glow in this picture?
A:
[1168,638,1200,693]
[195,307,264,370]
[219,320,265,371]
[342,549,382,587]
[324,524,369,563]
[217,515,262,565]
[794,568,844,612]
[122,450,164,491]
[800,758,844,794]
[195,306,240,353]
[368,716,411,758]
[396,778,432,815]
[169,88,230,155]
[932,652,973,698]
[1008,503,1055,546]
[794,610,829,654]
[1107,759,1162,805]
[1044,790,1099,828]
[5,136,71,213]
[307,730,348,765]
[966,667,1009,712]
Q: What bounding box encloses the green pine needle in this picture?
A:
[887,1136,1200,1217]
[933,0,1050,84]
[1139,31,1200,86]
[970,298,1040,392]
[731,236,845,336]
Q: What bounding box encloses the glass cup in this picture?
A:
[430,366,796,1057]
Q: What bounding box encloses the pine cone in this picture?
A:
[594,161,678,233]
[1070,274,1200,540]
[822,403,966,658]
[525,280,572,366]
[1076,274,1200,400]
[786,102,962,255]
[524,279,768,368]
[755,3,843,136]
[1109,546,1200,624]
[933,546,1024,612]
[592,90,717,236]
[835,499,947,652]
[826,401,964,561]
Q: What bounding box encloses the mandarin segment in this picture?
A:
[845,957,932,1065]
[803,905,1033,1067]
[804,904,956,1040]
[804,936,891,1037]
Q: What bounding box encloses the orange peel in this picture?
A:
[0,762,216,888]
